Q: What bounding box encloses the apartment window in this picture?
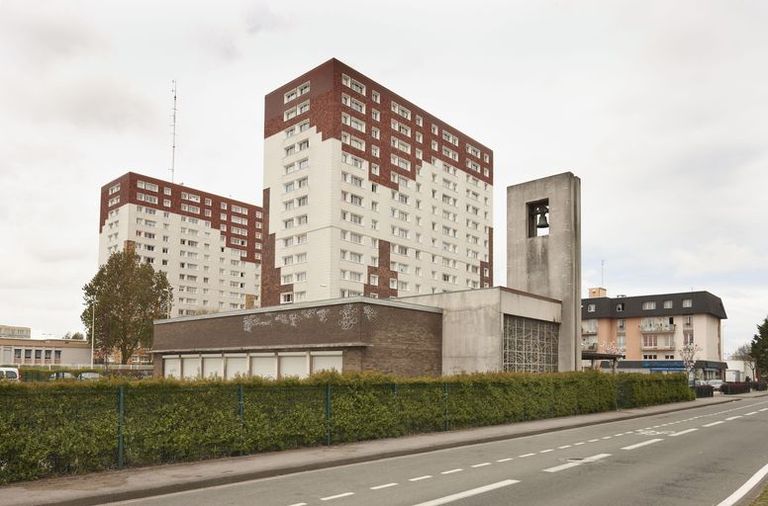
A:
[108,183,120,195]
[342,74,366,95]
[617,319,625,330]
[642,301,656,310]
[616,303,624,312]
[281,293,294,304]
[137,180,159,192]
[371,90,380,103]
[663,300,673,309]
[391,101,411,120]
[682,298,693,308]
[369,274,379,286]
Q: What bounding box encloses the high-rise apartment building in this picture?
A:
[261,59,494,306]
[99,172,264,316]
[581,287,727,364]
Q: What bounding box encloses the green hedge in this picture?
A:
[0,371,692,484]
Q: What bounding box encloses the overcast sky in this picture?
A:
[1,0,766,354]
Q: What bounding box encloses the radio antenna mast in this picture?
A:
[170,80,177,183]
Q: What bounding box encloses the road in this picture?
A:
[109,398,768,506]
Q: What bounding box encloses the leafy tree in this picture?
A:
[751,316,768,380]
[731,343,756,379]
[81,250,173,364]
[61,331,85,340]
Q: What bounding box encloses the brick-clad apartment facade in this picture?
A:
[261,58,494,306]
[99,172,264,316]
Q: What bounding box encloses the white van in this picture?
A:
[0,366,20,382]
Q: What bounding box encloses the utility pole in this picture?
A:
[170,80,177,183]
[90,304,95,368]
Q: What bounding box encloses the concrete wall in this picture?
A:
[507,172,581,371]
[400,287,561,375]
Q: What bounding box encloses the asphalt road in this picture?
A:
[110,398,768,506]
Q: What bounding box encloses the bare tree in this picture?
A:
[679,343,702,381]
[731,343,756,380]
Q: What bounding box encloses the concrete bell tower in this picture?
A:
[506,172,581,371]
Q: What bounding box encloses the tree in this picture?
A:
[61,331,85,340]
[731,343,756,380]
[678,343,702,381]
[751,316,768,380]
[81,249,173,364]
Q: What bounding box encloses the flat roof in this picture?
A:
[155,296,443,325]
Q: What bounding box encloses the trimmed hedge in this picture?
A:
[721,382,751,395]
[694,385,715,398]
[0,371,692,484]
[750,381,768,391]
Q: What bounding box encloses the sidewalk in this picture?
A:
[2,393,765,506]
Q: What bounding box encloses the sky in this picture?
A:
[0,0,766,355]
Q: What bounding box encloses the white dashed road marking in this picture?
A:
[497,458,514,463]
[370,483,398,490]
[543,453,611,473]
[726,416,743,421]
[441,468,463,475]
[703,421,724,427]
[621,439,664,450]
[409,475,432,482]
[670,428,698,437]
[320,492,354,501]
[519,453,536,458]
[471,462,491,468]
[412,480,520,506]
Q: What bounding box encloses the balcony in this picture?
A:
[641,342,676,351]
[639,322,676,334]
[581,328,598,336]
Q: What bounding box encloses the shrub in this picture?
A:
[750,381,768,391]
[0,371,693,485]
[694,385,714,398]
[721,382,750,395]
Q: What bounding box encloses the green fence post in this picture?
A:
[324,384,332,446]
[117,385,125,469]
[237,384,245,424]
[443,383,449,431]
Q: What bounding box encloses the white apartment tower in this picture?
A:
[261,59,494,306]
[99,173,264,316]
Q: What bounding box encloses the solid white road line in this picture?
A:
[370,483,398,490]
[409,475,433,482]
[496,458,514,463]
[441,468,463,475]
[471,462,491,468]
[621,439,664,450]
[703,421,724,427]
[320,492,354,501]
[519,453,536,458]
[726,416,743,421]
[411,479,520,506]
[717,462,768,506]
[669,428,698,437]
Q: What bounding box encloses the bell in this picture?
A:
[536,206,549,228]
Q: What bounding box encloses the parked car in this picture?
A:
[0,366,20,382]
[77,372,103,381]
[707,379,725,391]
[49,371,76,381]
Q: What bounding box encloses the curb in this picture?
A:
[20,396,755,506]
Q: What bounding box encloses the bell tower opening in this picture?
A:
[527,199,550,237]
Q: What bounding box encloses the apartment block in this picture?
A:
[581,288,727,364]
[261,58,494,306]
[99,172,264,316]
[0,325,31,339]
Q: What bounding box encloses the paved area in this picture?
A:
[1,393,764,506]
